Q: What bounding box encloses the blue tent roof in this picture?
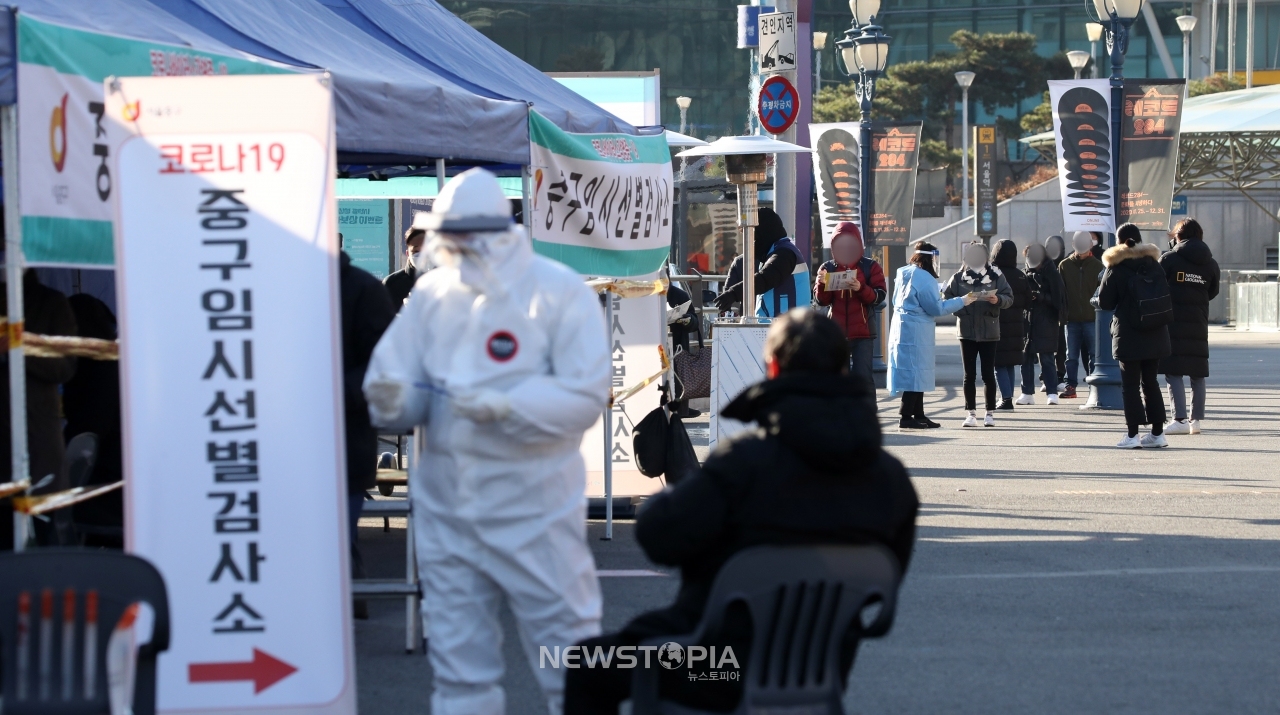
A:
[2,0,637,165]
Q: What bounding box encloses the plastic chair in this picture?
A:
[0,549,171,714]
[631,544,900,715]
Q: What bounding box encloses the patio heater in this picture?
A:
[677,135,812,323]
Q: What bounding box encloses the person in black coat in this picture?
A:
[63,294,123,547]
[382,226,426,310]
[1099,223,1172,448]
[339,249,397,614]
[564,310,917,715]
[1158,219,1220,434]
[1018,243,1066,404]
[1043,235,1069,391]
[0,271,77,549]
[715,208,799,315]
[991,239,1030,410]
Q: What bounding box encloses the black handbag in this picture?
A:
[664,414,700,486]
[632,405,668,478]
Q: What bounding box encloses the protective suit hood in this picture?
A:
[414,167,512,233]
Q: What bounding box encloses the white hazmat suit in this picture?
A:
[364,169,609,715]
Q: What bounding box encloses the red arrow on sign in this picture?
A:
[188,648,298,693]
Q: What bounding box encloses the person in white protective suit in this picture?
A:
[363,168,610,715]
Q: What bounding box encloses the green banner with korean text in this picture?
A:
[528,112,672,277]
[18,14,294,267]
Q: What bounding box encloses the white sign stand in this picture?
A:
[708,322,770,450]
[108,74,355,715]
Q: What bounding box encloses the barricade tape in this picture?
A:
[0,322,118,360]
[587,277,668,298]
[11,481,124,516]
[609,344,670,407]
[0,478,31,499]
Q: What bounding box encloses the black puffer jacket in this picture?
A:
[340,252,397,493]
[1023,260,1066,353]
[1158,239,1220,377]
[1098,243,1172,362]
[991,240,1030,367]
[626,373,918,644]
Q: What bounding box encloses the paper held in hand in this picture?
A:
[823,270,861,291]
[971,289,997,300]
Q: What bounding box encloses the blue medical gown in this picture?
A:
[887,265,965,394]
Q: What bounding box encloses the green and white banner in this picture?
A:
[17,15,291,267]
[529,111,672,277]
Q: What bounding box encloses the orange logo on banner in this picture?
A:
[49,93,68,173]
[122,101,141,122]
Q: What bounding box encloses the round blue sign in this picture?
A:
[757,76,800,134]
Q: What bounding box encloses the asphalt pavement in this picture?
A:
[353,326,1280,714]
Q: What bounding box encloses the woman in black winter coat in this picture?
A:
[1019,243,1066,404]
[990,239,1030,410]
[1098,223,1172,449]
[1044,235,1069,391]
[1159,219,1220,435]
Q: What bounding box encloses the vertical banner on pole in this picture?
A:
[108,74,355,715]
[809,122,861,246]
[868,122,922,246]
[974,125,998,238]
[1118,79,1186,231]
[1049,79,1115,232]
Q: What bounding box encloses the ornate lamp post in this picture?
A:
[1083,0,1143,410]
[835,0,891,242]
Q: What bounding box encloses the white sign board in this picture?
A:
[757,12,797,74]
[108,74,355,715]
[583,288,665,498]
[708,323,770,450]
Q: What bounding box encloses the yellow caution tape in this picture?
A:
[587,277,669,299]
[11,481,124,515]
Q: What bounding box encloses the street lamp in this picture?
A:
[836,9,891,242]
[1176,15,1197,79]
[1084,0,1144,411]
[1067,50,1091,79]
[1086,22,1105,78]
[955,70,974,223]
[813,32,828,93]
[676,96,692,136]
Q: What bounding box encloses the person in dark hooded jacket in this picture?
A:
[1158,218,1219,435]
[1043,235,1069,393]
[990,240,1030,410]
[1018,243,1066,405]
[1099,223,1172,448]
[716,207,810,318]
[564,309,917,715]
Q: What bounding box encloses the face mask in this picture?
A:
[962,245,988,271]
[831,235,864,266]
[1025,245,1046,269]
[407,250,425,271]
[1072,234,1093,255]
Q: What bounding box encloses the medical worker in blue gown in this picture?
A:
[888,240,976,429]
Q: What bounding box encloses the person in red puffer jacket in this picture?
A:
[814,221,887,394]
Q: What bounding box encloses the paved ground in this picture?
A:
[354,326,1280,714]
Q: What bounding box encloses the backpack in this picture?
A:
[1127,262,1174,329]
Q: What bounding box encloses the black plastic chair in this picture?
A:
[632,544,900,715]
[61,433,102,546]
[0,549,171,714]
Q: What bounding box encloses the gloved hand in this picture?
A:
[713,287,741,312]
[451,388,512,423]
[365,378,407,420]
[963,291,980,306]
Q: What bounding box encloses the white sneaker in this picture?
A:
[1046,393,1060,405]
[1038,383,1048,393]
[1116,435,1142,449]
[1015,393,1035,405]
[984,412,996,427]
[1140,433,1169,448]
[1164,420,1191,435]
[1189,419,1202,435]
[1057,382,1068,393]
[962,411,979,428]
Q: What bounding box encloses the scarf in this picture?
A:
[960,263,1001,287]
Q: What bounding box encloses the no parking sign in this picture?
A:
[757,76,799,135]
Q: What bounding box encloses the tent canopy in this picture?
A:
[3,0,637,165]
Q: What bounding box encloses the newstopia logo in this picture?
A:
[539,642,740,672]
